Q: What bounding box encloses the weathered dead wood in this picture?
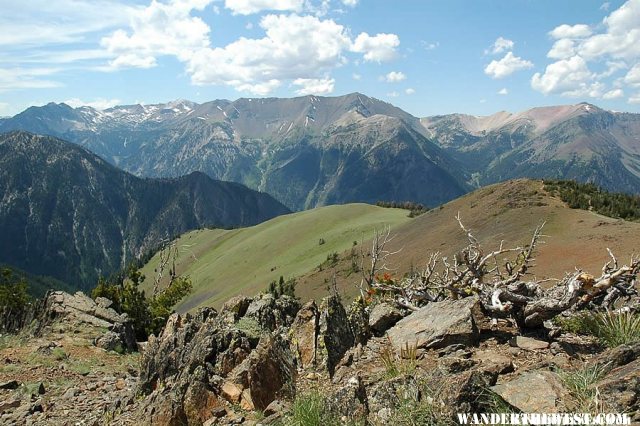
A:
[365,214,639,329]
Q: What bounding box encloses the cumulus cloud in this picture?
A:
[405,88,415,95]
[549,24,592,39]
[603,88,624,99]
[186,14,350,92]
[547,39,576,59]
[487,37,514,55]
[64,97,122,109]
[351,32,400,62]
[383,71,406,82]
[224,0,303,15]
[101,0,213,69]
[341,0,358,6]
[625,63,640,87]
[533,0,640,102]
[531,56,598,96]
[292,77,335,95]
[97,1,401,96]
[498,88,508,95]
[484,52,533,79]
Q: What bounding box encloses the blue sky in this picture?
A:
[1,0,639,117]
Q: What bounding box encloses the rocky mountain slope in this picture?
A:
[2,281,639,425]
[0,131,289,290]
[423,103,640,192]
[0,94,469,210]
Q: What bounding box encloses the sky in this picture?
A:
[1,0,640,117]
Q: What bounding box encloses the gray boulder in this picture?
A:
[368,302,404,336]
[491,371,568,412]
[386,297,482,352]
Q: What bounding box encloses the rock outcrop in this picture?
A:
[386,296,482,352]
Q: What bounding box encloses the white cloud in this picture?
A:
[352,73,361,80]
[422,41,439,50]
[0,67,63,92]
[549,24,592,39]
[484,52,533,79]
[597,60,628,78]
[387,91,399,97]
[578,0,640,61]
[383,71,406,82]
[224,0,303,15]
[601,2,610,11]
[629,92,640,103]
[64,98,122,110]
[341,0,358,6]
[603,88,624,99]
[246,22,254,30]
[531,55,595,95]
[498,88,508,95]
[186,14,351,94]
[405,88,415,95]
[0,1,138,47]
[624,63,640,87]
[487,37,514,55]
[535,0,640,100]
[101,0,213,70]
[547,39,576,59]
[293,77,334,95]
[351,32,400,62]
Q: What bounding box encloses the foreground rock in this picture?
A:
[386,297,482,352]
[491,371,568,412]
[135,293,301,424]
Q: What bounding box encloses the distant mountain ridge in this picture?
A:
[422,102,640,193]
[0,131,290,289]
[2,95,640,207]
[0,94,469,210]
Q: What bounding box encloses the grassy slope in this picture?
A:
[139,203,411,311]
[297,179,640,301]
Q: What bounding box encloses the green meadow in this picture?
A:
[140,203,411,311]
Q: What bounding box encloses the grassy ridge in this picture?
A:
[139,203,411,311]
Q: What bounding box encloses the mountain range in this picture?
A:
[423,103,640,193]
[2,94,639,211]
[0,131,289,289]
[0,94,471,210]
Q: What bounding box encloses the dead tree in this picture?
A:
[367,214,639,329]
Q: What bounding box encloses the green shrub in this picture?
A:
[281,391,341,426]
[267,276,297,299]
[555,310,640,348]
[544,180,640,221]
[0,268,30,312]
[559,364,608,412]
[91,263,192,340]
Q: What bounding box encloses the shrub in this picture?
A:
[544,180,640,221]
[267,276,297,299]
[281,391,340,426]
[559,364,608,412]
[555,310,640,348]
[91,263,192,340]
[0,268,30,312]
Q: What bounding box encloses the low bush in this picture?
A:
[555,310,640,348]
